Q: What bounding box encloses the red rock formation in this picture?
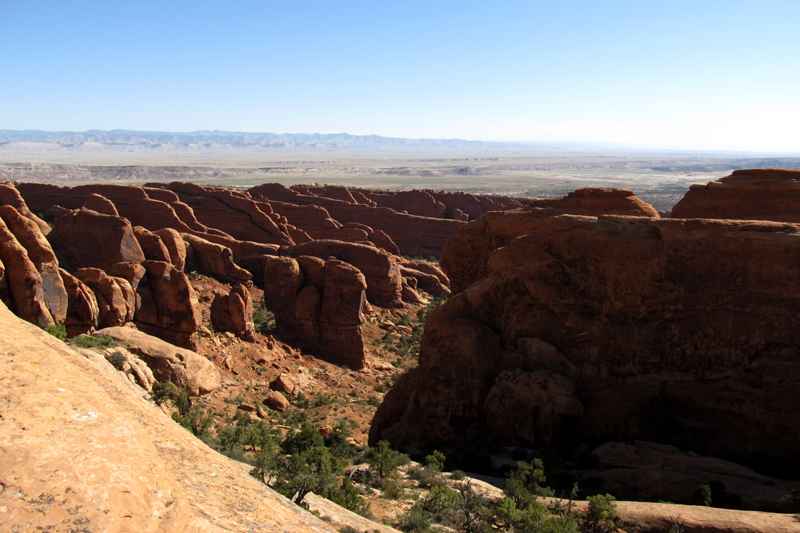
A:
[211,283,255,340]
[0,182,49,233]
[284,239,403,307]
[442,189,659,292]
[263,255,367,369]
[363,189,446,218]
[82,193,119,216]
[153,228,187,271]
[76,268,136,328]
[0,217,53,327]
[50,208,146,270]
[0,258,7,306]
[249,183,464,258]
[371,215,800,479]
[671,168,800,220]
[0,205,68,323]
[135,260,201,349]
[134,226,172,263]
[150,182,294,245]
[60,268,99,335]
[182,233,252,283]
[527,187,660,217]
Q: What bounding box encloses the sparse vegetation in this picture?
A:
[70,334,116,349]
[45,323,67,340]
[252,301,276,334]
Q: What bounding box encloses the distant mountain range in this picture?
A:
[0,129,524,152]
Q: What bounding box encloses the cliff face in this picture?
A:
[0,301,333,532]
[371,215,800,479]
[671,168,800,220]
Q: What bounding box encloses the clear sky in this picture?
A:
[1,1,799,152]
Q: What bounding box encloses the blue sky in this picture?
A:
[1,1,799,151]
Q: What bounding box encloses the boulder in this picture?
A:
[672,168,800,221]
[0,217,54,327]
[210,283,255,340]
[59,268,99,336]
[182,233,252,283]
[270,373,297,395]
[50,207,145,270]
[263,390,290,411]
[370,215,800,481]
[96,326,221,395]
[102,347,157,392]
[76,268,135,328]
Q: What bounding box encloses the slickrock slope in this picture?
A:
[441,189,659,292]
[371,215,800,498]
[0,301,333,532]
[672,168,800,220]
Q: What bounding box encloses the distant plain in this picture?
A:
[2,145,799,212]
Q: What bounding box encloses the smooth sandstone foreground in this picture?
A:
[0,302,333,532]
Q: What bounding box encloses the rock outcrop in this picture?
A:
[149,182,295,245]
[135,260,202,349]
[284,239,403,307]
[264,255,367,369]
[671,168,800,221]
[442,190,659,292]
[60,268,99,335]
[249,183,464,258]
[0,181,49,233]
[183,233,252,283]
[371,215,800,482]
[0,205,68,323]
[526,187,660,217]
[135,226,172,263]
[0,217,54,327]
[97,325,221,395]
[50,207,146,270]
[211,282,255,340]
[76,268,136,328]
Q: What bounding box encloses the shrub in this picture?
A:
[424,450,446,472]
[45,323,67,340]
[252,302,276,334]
[274,444,340,505]
[70,334,116,349]
[366,440,409,481]
[505,457,553,506]
[408,465,442,489]
[693,483,713,506]
[381,477,404,500]
[398,505,432,532]
[585,493,618,533]
[450,469,466,481]
[420,484,461,523]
